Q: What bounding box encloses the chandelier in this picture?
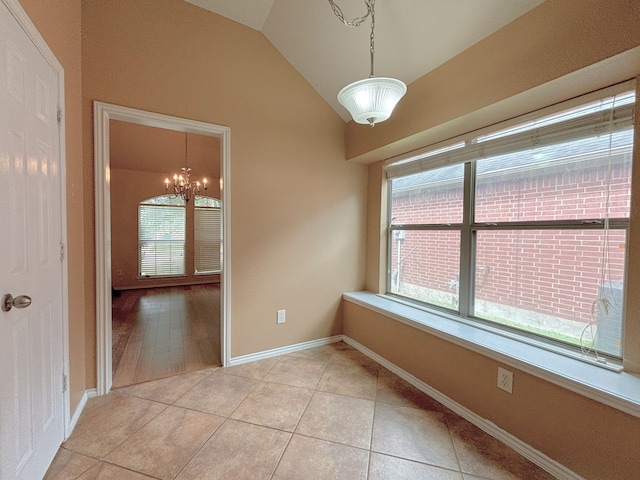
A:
[164,132,208,202]
[329,0,406,127]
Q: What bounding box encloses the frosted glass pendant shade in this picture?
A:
[337,77,407,126]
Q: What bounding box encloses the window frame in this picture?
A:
[386,82,635,364]
[138,195,187,278]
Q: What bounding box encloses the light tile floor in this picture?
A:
[45,342,555,480]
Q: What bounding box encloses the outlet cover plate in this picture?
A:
[277,309,286,324]
[497,367,513,394]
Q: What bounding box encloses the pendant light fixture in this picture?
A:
[164,132,208,203]
[329,0,406,127]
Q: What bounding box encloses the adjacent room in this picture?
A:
[1,1,639,479]
[109,121,222,387]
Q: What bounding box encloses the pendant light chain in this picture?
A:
[328,0,373,28]
[328,0,376,77]
[184,131,188,167]
[369,0,375,77]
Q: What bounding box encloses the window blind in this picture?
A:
[138,204,186,276]
[194,206,221,274]
[385,80,636,180]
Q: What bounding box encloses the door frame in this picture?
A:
[93,102,231,395]
[2,0,70,436]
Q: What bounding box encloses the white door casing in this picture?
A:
[0,1,69,479]
[93,102,231,395]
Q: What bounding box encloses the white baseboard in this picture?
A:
[113,278,220,291]
[65,388,98,440]
[342,336,586,480]
[229,335,343,366]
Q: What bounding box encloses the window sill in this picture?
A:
[138,274,188,280]
[343,291,640,418]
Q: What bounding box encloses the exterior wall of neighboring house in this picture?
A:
[390,153,631,324]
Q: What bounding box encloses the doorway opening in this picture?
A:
[94,102,231,395]
[111,284,220,387]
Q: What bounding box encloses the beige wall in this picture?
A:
[18,0,86,413]
[81,0,367,364]
[347,2,640,479]
[19,0,366,408]
[109,120,220,177]
[364,162,386,293]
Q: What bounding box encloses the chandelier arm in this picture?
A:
[328,0,372,28]
[163,132,208,202]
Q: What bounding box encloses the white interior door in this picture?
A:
[0,1,65,479]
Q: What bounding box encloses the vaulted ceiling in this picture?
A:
[184,0,543,121]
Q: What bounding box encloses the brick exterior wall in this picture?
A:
[390,157,631,325]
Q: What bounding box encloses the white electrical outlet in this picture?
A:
[277,309,286,324]
[497,367,513,394]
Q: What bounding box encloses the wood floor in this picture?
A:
[111,284,220,388]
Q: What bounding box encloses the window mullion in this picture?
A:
[458,161,475,317]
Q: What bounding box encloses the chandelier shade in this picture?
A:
[337,77,407,126]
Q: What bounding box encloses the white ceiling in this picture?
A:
[185,0,544,121]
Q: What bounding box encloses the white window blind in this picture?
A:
[194,197,222,274]
[138,196,186,277]
[385,80,636,179]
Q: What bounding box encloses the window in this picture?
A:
[138,195,186,277]
[194,196,222,274]
[387,83,635,360]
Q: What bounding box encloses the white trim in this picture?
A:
[229,335,344,366]
[114,278,220,291]
[2,0,71,441]
[342,336,587,480]
[57,75,71,441]
[93,102,231,395]
[343,292,640,418]
[221,122,231,366]
[66,388,97,438]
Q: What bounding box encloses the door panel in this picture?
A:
[7,128,27,273]
[0,1,65,478]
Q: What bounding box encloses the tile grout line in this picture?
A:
[168,416,227,480]
[170,355,288,479]
[56,342,545,480]
[443,410,466,476]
